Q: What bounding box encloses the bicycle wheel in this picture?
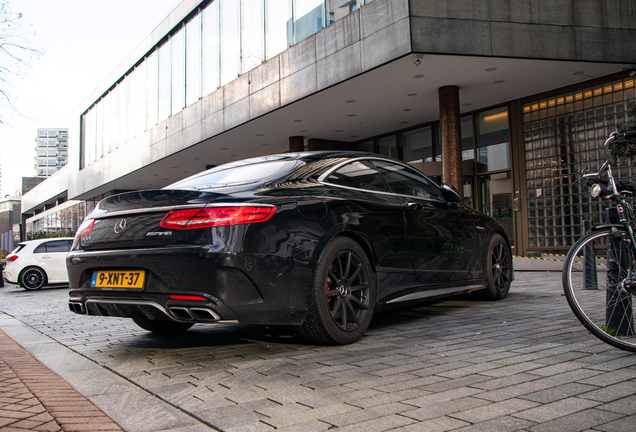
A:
[563,227,636,352]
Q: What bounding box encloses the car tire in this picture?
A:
[20,267,47,290]
[474,233,512,300]
[131,316,194,333]
[297,237,375,345]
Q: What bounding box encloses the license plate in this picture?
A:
[91,270,145,289]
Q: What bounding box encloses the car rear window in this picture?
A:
[168,158,300,190]
[10,244,25,254]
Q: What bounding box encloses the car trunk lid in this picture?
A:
[78,190,222,250]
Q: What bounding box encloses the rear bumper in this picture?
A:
[2,269,16,284]
[66,245,312,325]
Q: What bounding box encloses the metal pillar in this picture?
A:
[605,208,633,335]
[583,220,598,290]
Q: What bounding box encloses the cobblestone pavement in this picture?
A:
[1,272,636,432]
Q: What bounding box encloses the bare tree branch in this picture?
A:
[0,0,41,125]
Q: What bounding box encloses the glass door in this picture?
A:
[478,173,514,247]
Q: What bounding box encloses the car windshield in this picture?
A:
[167,158,300,190]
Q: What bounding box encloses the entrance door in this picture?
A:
[478,173,514,247]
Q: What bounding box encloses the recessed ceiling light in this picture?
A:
[294,119,303,122]
[414,75,425,79]
[403,108,412,112]
[221,147,228,150]
[407,93,417,97]
[348,114,356,117]
[153,174,158,176]
[494,80,505,84]
[194,157,200,160]
[350,135,358,138]
[573,71,585,75]
[400,121,409,124]
[231,154,237,157]
[262,143,269,146]
[346,100,356,103]
[256,134,264,136]
[164,178,169,180]
[183,171,188,173]
[485,67,497,72]
[300,130,308,132]
[137,180,142,182]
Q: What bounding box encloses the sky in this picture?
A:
[0,0,183,196]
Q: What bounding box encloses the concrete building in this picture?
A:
[20,0,636,256]
[35,128,69,177]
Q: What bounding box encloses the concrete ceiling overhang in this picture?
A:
[76,53,633,199]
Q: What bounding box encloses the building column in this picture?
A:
[438,85,463,196]
[289,136,304,152]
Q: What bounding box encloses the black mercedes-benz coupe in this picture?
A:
[67,151,513,345]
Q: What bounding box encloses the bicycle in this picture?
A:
[563,130,636,352]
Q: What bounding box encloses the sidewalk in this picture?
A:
[0,259,561,432]
[0,329,122,432]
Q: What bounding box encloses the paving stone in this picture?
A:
[514,396,601,423]
[527,407,624,432]
[4,273,636,432]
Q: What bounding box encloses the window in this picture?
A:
[186,13,202,106]
[327,0,362,24]
[146,51,159,128]
[374,160,443,201]
[241,0,264,73]
[158,41,171,122]
[401,126,433,163]
[34,240,72,253]
[202,1,220,95]
[169,158,298,189]
[324,160,389,192]
[523,77,636,249]
[47,131,58,138]
[38,131,47,138]
[220,0,239,86]
[293,0,324,43]
[265,0,291,59]
[477,107,510,172]
[172,27,186,115]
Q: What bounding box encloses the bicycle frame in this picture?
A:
[580,131,636,283]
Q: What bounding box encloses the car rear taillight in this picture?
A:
[76,219,95,238]
[160,206,276,230]
[6,255,17,262]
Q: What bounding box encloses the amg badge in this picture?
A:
[145,231,173,236]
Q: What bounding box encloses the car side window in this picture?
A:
[42,240,72,253]
[324,160,390,193]
[34,244,47,254]
[373,161,444,201]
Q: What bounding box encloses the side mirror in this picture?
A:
[441,183,462,204]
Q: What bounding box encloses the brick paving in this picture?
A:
[0,329,122,431]
[1,271,636,431]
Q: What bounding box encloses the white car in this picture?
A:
[3,238,74,290]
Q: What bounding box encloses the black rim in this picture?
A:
[491,243,511,292]
[23,269,44,289]
[325,250,370,332]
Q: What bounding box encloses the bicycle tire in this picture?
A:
[563,227,636,352]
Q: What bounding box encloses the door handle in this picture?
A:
[406,202,424,210]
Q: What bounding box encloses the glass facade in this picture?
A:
[25,201,89,239]
[523,77,636,249]
[81,0,375,169]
